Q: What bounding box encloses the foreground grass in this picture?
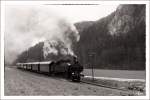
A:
[5,67,129,96]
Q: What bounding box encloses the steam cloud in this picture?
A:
[5,6,79,64]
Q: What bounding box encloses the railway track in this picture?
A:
[80,80,135,95]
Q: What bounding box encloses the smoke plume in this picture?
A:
[5,6,79,64]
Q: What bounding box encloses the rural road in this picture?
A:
[4,67,129,96]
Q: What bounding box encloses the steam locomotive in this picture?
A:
[16,57,83,82]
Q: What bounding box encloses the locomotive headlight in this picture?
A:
[67,63,71,66]
[72,72,75,75]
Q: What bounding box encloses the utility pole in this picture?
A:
[88,52,96,81]
[39,48,41,62]
[26,48,28,63]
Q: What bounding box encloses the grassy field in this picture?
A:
[5,66,146,96]
[5,67,132,96]
[83,69,145,79]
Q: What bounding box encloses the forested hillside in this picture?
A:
[14,42,44,63]
[75,4,145,70]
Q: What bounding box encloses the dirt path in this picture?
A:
[5,67,129,96]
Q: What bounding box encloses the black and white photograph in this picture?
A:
[0,0,149,99]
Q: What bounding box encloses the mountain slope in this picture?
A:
[75,4,145,70]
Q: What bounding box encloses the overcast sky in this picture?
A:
[5,4,119,64]
[6,4,119,23]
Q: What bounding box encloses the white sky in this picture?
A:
[6,4,119,23]
[44,4,119,23]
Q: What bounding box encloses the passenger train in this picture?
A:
[16,57,83,82]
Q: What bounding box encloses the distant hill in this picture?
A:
[15,4,145,70]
